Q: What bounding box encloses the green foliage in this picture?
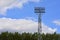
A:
[0,32,60,40]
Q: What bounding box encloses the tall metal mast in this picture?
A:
[34,7,45,40]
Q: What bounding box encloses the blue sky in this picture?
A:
[0,0,60,34]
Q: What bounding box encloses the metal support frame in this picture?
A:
[34,7,45,40]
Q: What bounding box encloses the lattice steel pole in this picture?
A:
[34,7,45,40]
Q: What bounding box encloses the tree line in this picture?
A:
[0,32,60,40]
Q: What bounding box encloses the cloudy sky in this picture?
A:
[0,0,60,34]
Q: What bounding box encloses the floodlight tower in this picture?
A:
[34,7,45,40]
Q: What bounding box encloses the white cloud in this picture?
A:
[42,24,56,34]
[0,0,40,15]
[0,17,56,34]
[53,20,60,26]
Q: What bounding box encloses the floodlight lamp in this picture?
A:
[34,7,45,13]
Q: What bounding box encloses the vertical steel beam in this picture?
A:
[38,13,42,40]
